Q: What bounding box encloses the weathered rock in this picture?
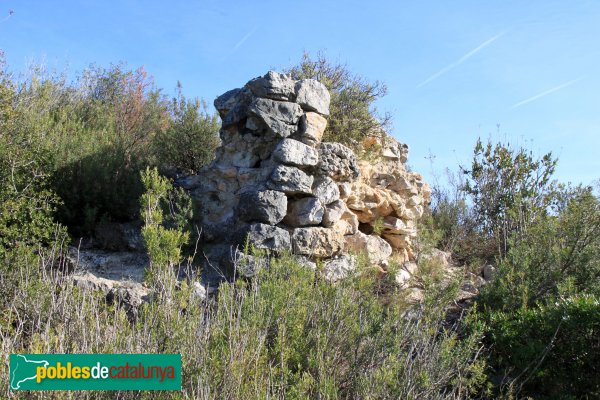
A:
[383,234,412,250]
[312,176,340,205]
[345,231,393,265]
[246,71,296,101]
[268,165,313,195]
[273,138,319,167]
[403,261,418,275]
[388,175,417,194]
[214,88,253,127]
[295,112,327,146]
[233,250,269,278]
[407,195,424,207]
[237,190,287,224]
[237,223,291,252]
[401,205,425,220]
[395,268,411,288]
[345,184,394,222]
[323,254,357,282]
[248,98,303,137]
[382,216,416,236]
[317,143,360,182]
[296,256,318,271]
[338,205,359,235]
[291,227,343,258]
[483,264,496,281]
[106,286,149,321]
[67,248,148,286]
[419,248,451,268]
[284,197,325,226]
[67,247,151,320]
[381,140,409,163]
[192,282,207,301]
[295,79,330,115]
[322,200,345,227]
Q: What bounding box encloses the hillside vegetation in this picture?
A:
[1,52,599,399]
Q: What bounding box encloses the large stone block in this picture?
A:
[284,197,324,227]
[382,216,416,236]
[323,254,357,282]
[295,112,327,146]
[273,138,319,167]
[312,176,340,205]
[345,231,392,265]
[237,190,287,225]
[317,142,360,182]
[291,227,343,258]
[295,79,330,115]
[237,223,291,252]
[214,87,253,127]
[248,98,303,137]
[268,165,313,195]
[246,71,296,101]
[322,199,346,227]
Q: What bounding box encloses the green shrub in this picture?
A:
[0,60,67,252]
[140,167,190,296]
[470,185,600,398]
[5,60,216,236]
[1,244,486,399]
[483,294,600,399]
[462,138,557,257]
[286,52,390,150]
[478,185,600,311]
[423,169,493,265]
[6,63,170,234]
[154,84,220,174]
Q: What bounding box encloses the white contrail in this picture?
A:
[0,10,14,23]
[510,77,584,109]
[417,32,505,88]
[229,26,258,54]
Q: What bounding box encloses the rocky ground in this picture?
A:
[65,232,494,320]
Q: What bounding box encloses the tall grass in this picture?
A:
[1,242,486,399]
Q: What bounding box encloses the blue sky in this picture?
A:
[1,0,599,186]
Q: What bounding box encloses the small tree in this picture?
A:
[154,83,220,174]
[286,52,390,149]
[462,138,557,257]
[140,167,189,297]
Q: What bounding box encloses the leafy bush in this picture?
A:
[154,84,220,174]
[479,185,600,311]
[286,52,391,150]
[423,169,492,265]
[0,58,66,253]
[483,295,600,399]
[470,184,600,398]
[140,167,190,296]
[0,58,220,235]
[6,64,169,234]
[462,138,557,257]
[426,139,558,265]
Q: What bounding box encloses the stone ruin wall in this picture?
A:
[178,71,431,279]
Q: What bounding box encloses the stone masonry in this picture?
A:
[178,71,431,279]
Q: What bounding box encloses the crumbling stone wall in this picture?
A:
[178,71,430,278]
